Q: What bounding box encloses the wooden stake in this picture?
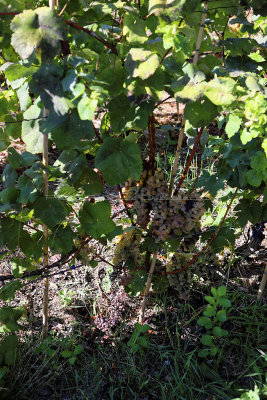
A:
[169,1,208,197]
[41,0,55,338]
[139,253,157,324]
[257,264,267,301]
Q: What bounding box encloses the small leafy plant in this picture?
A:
[197,286,231,358]
[58,289,75,307]
[127,323,151,355]
[35,334,83,368]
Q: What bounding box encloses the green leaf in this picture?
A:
[246,170,262,187]
[210,346,218,357]
[213,326,228,337]
[197,317,212,330]
[211,287,218,297]
[0,217,27,250]
[11,7,66,62]
[68,356,76,365]
[148,0,166,16]
[0,334,19,365]
[240,128,259,145]
[74,344,83,355]
[201,334,213,346]
[225,115,242,137]
[33,197,69,229]
[0,94,9,118]
[0,281,23,301]
[223,38,258,57]
[203,305,216,317]
[30,64,70,116]
[217,286,227,296]
[21,103,43,154]
[51,109,95,150]
[61,350,72,358]
[83,169,104,195]
[95,137,142,186]
[217,297,231,308]
[0,307,24,334]
[215,309,227,323]
[204,296,216,305]
[17,175,38,204]
[79,200,116,239]
[251,151,267,171]
[184,98,218,128]
[123,13,147,44]
[0,187,18,205]
[11,257,38,278]
[7,147,24,169]
[198,348,210,358]
[4,63,37,81]
[0,366,8,380]
[245,76,262,91]
[77,95,98,121]
[48,226,76,254]
[125,48,160,80]
[204,77,236,106]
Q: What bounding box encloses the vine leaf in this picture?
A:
[95,137,142,185]
[11,7,66,62]
[79,200,116,239]
[22,103,43,154]
[33,197,70,229]
[123,13,147,45]
[48,226,76,254]
[204,77,236,106]
[0,334,19,365]
[0,307,24,334]
[51,110,95,150]
[125,48,160,80]
[225,114,242,137]
[30,64,70,116]
[83,169,104,195]
[184,98,218,128]
[4,63,37,82]
[0,281,23,302]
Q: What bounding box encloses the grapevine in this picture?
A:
[0,0,266,386]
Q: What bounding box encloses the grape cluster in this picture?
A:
[77,244,96,265]
[166,252,221,299]
[113,229,143,266]
[123,168,206,243]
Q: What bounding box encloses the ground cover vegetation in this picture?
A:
[0,0,266,398]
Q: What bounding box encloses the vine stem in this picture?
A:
[41,0,55,339]
[139,253,157,324]
[169,1,207,197]
[166,188,238,275]
[173,127,204,195]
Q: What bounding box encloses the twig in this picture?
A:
[189,145,202,194]
[173,127,204,195]
[117,184,134,225]
[58,0,70,16]
[169,115,185,196]
[64,20,118,55]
